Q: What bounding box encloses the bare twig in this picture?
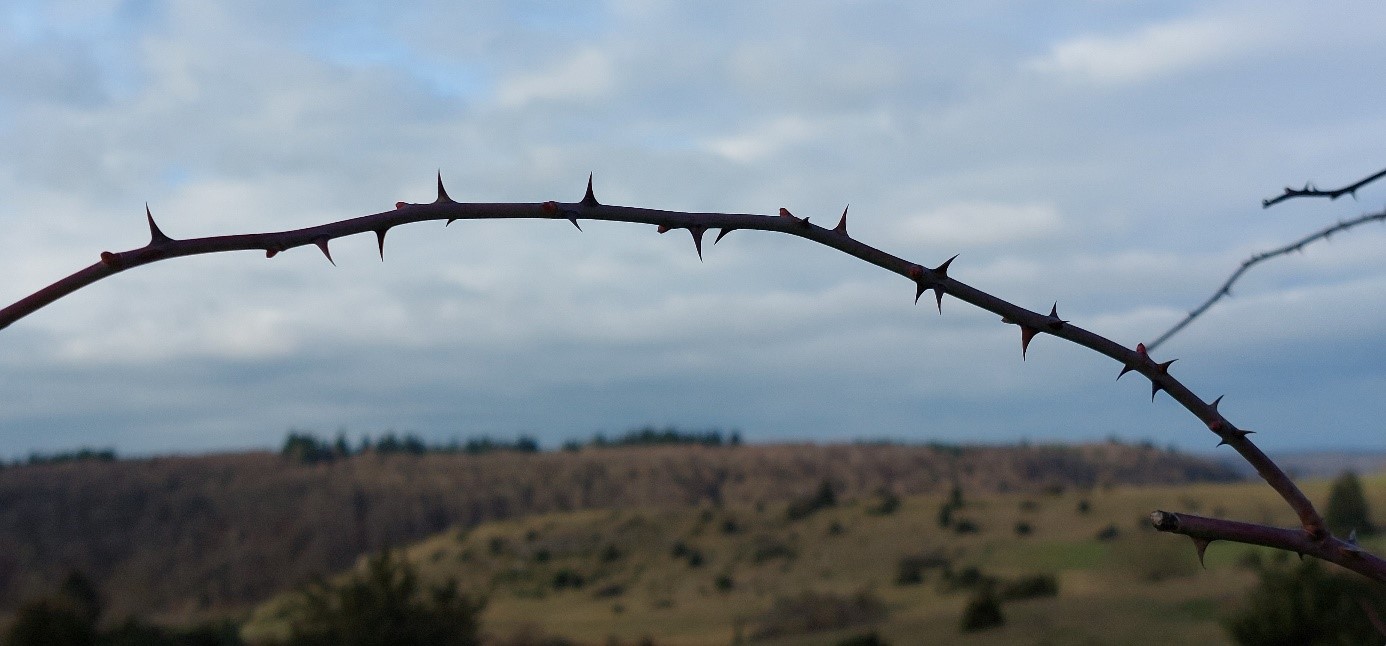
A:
[1147,209,1386,352]
[1,173,1376,580]
[1263,167,1386,208]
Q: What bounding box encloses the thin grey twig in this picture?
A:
[2,173,1380,581]
[1147,209,1386,351]
[1263,167,1386,208]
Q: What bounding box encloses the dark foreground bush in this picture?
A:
[283,549,484,646]
[1224,558,1385,646]
[998,574,1058,600]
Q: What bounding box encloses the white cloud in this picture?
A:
[895,201,1063,247]
[494,47,615,107]
[1025,11,1283,85]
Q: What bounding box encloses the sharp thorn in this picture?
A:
[146,204,172,245]
[568,218,582,231]
[1156,359,1176,374]
[690,226,706,261]
[932,254,958,279]
[1151,382,1164,401]
[445,219,457,227]
[714,228,737,244]
[1192,538,1211,568]
[933,287,944,314]
[375,228,389,260]
[435,171,454,204]
[1020,325,1038,360]
[1117,364,1137,381]
[1210,395,1224,412]
[314,238,335,266]
[581,173,600,207]
[1046,303,1068,330]
[834,205,849,236]
[914,282,926,305]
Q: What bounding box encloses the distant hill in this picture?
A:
[0,441,1239,624]
[1214,449,1386,480]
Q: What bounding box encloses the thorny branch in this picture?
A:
[2,173,1384,582]
[1263,166,1386,208]
[1146,208,1386,351]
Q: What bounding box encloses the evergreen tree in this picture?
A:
[1225,558,1383,646]
[1324,470,1375,537]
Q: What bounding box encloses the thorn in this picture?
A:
[1118,343,1150,381]
[374,228,389,260]
[314,238,335,266]
[265,248,280,259]
[1210,395,1224,412]
[581,173,600,207]
[932,254,958,279]
[714,228,736,244]
[445,219,457,227]
[568,218,582,231]
[1192,538,1211,568]
[690,226,706,260]
[1045,303,1068,330]
[1215,428,1255,447]
[834,206,849,236]
[1020,325,1039,360]
[1151,382,1164,401]
[779,207,796,220]
[146,204,172,245]
[434,171,454,204]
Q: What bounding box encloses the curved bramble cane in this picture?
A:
[2,172,1384,582]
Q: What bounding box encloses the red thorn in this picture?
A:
[714,228,736,244]
[99,251,118,266]
[834,206,849,236]
[435,171,454,204]
[657,224,671,234]
[375,228,389,260]
[581,173,599,207]
[396,202,408,209]
[778,207,795,219]
[145,204,171,245]
[1020,325,1039,360]
[690,226,706,260]
[932,254,958,279]
[1192,538,1211,568]
[314,238,335,266]
[1135,343,1149,358]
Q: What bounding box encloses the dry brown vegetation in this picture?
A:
[0,441,1237,625]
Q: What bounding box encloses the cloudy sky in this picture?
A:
[2,1,1385,458]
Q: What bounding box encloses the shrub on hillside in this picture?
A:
[997,574,1058,600]
[959,588,1004,632]
[786,479,838,521]
[750,589,887,640]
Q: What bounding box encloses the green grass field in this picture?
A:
[244,473,1386,645]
